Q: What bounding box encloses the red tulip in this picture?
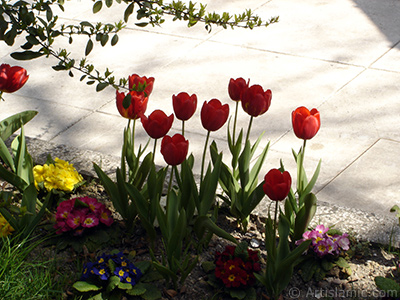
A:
[128,74,155,97]
[200,99,230,132]
[241,85,272,117]
[172,92,197,121]
[263,169,292,201]
[0,64,29,93]
[141,110,174,139]
[160,134,189,166]
[292,106,321,140]
[228,77,248,101]
[116,90,148,120]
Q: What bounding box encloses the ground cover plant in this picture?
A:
[1,1,400,299]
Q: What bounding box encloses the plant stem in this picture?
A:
[232,101,239,145]
[273,199,279,239]
[245,115,254,143]
[152,138,157,164]
[200,131,211,182]
[166,165,174,208]
[182,120,185,136]
[132,118,136,153]
[297,139,307,195]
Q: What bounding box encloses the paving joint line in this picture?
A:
[315,138,381,195]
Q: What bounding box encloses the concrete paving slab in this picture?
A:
[269,66,400,200]
[210,0,398,67]
[371,45,400,72]
[95,39,364,136]
[50,111,127,155]
[317,139,400,218]
[0,93,90,140]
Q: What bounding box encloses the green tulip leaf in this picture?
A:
[294,193,317,241]
[0,110,38,141]
[300,159,322,201]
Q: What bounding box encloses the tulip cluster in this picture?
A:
[81,252,142,286]
[54,197,114,235]
[214,245,261,288]
[296,224,350,258]
[115,74,233,169]
[33,158,84,192]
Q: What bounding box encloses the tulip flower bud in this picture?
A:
[116,90,148,120]
[241,84,272,117]
[0,64,29,94]
[172,92,197,121]
[200,99,230,132]
[263,169,292,201]
[292,106,321,140]
[141,110,174,139]
[128,74,155,97]
[228,77,248,101]
[160,134,189,166]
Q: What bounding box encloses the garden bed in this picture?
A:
[18,177,398,300]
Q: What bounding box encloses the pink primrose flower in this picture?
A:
[315,224,329,235]
[82,214,100,228]
[80,197,102,213]
[98,206,114,226]
[66,210,86,229]
[336,233,350,251]
[314,240,330,257]
[54,220,70,234]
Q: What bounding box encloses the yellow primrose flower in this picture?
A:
[33,158,84,192]
[0,213,14,237]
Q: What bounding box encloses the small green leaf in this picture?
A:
[135,22,149,27]
[123,93,131,109]
[85,39,94,56]
[335,257,350,269]
[93,1,103,13]
[111,34,119,46]
[229,289,246,299]
[26,35,39,45]
[124,2,135,22]
[11,51,45,60]
[72,281,102,292]
[105,0,112,8]
[106,276,120,292]
[126,282,146,296]
[96,82,108,92]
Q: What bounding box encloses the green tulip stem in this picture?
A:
[152,138,158,164]
[182,120,185,136]
[273,199,279,240]
[0,92,3,101]
[131,118,136,152]
[297,139,307,195]
[232,101,239,145]
[245,115,254,143]
[200,131,211,182]
[166,165,174,208]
